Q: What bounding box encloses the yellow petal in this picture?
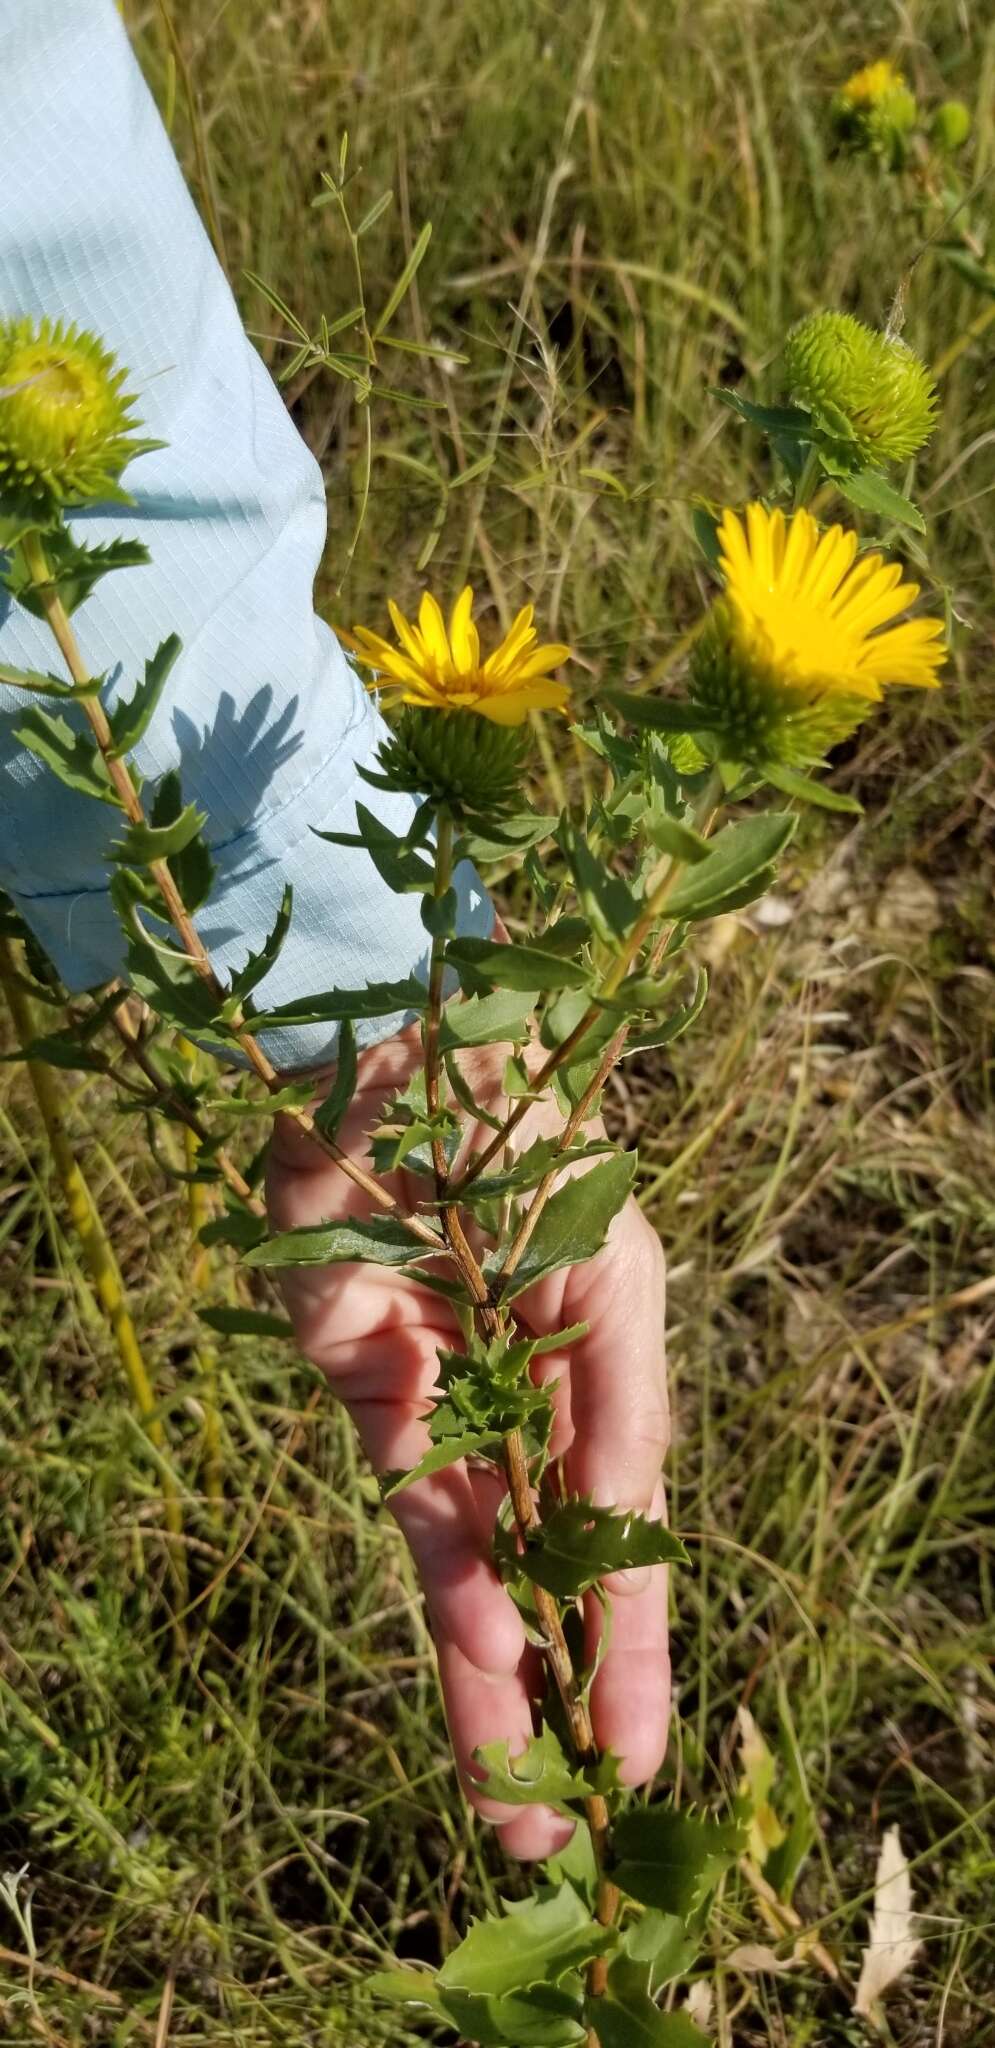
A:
[474,678,571,725]
[499,641,571,683]
[387,598,429,666]
[484,604,536,680]
[418,590,451,670]
[448,585,480,672]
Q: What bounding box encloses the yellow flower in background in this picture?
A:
[837,59,907,109]
[344,587,571,725]
[689,505,945,764]
[717,504,945,699]
[830,60,918,167]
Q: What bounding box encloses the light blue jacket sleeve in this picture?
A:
[0,0,491,1067]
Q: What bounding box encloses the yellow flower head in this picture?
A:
[344,587,571,726]
[831,60,917,166]
[838,59,906,108]
[689,504,945,763]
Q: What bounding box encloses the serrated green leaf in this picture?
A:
[504,1497,688,1598]
[314,803,435,893]
[14,707,117,805]
[644,815,712,862]
[592,1959,709,2047]
[761,761,863,814]
[829,466,925,533]
[612,1806,744,1914]
[623,968,709,1056]
[226,885,294,1004]
[489,1151,636,1301]
[107,635,182,759]
[557,818,642,943]
[244,1214,444,1269]
[6,531,152,617]
[457,811,557,864]
[381,1430,502,1498]
[313,1016,357,1142]
[472,1726,591,1812]
[442,1981,587,2046]
[197,1307,296,1339]
[604,690,721,735]
[463,1136,613,1203]
[0,1033,107,1074]
[439,986,537,1052]
[437,1887,616,2001]
[620,1911,700,1989]
[713,389,813,439]
[112,801,207,866]
[0,659,99,700]
[664,813,796,920]
[366,1967,444,2014]
[250,976,428,1029]
[447,936,590,995]
[146,769,217,912]
[199,1205,268,1252]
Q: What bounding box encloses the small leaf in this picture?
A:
[471,1726,592,1813]
[713,389,813,438]
[366,1967,444,2014]
[199,1205,268,1252]
[592,1960,709,2048]
[0,1033,107,1074]
[437,1887,616,2001]
[439,987,537,1052]
[374,220,432,338]
[456,810,556,863]
[249,976,428,1029]
[557,818,643,942]
[603,689,721,735]
[612,1806,744,1915]
[442,1981,587,2047]
[762,761,863,813]
[447,936,590,994]
[381,1431,502,1497]
[112,801,207,866]
[107,635,182,758]
[665,813,796,920]
[829,466,925,534]
[0,659,96,700]
[315,803,435,893]
[464,1135,613,1203]
[313,1016,357,1142]
[505,1497,688,1598]
[244,1214,444,1269]
[226,885,294,1003]
[644,816,712,862]
[197,1307,295,1338]
[14,707,116,805]
[489,1151,636,1301]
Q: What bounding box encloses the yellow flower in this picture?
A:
[343,586,571,726]
[838,59,907,108]
[717,504,944,699]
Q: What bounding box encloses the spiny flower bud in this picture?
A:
[830,60,918,169]
[931,100,971,153]
[783,311,937,465]
[374,704,533,814]
[0,317,151,522]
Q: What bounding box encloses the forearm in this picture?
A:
[0,0,490,1066]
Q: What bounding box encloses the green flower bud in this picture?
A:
[931,100,971,153]
[783,311,937,465]
[688,602,868,768]
[0,317,152,523]
[374,704,533,814]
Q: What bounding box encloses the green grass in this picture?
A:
[2,0,995,2041]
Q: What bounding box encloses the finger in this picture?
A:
[584,1546,671,1785]
[561,1201,669,1539]
[437,1639,575,1860]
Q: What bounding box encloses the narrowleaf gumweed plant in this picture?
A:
[0,278,947,2046]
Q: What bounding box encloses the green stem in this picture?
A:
[793,444,822,510]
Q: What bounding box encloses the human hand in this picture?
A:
[266,1027,670,1859]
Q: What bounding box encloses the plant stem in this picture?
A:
[18,531,443,1257]
[0,937,187,1603]
[792,444,821,509]
[453,769,725,1208]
